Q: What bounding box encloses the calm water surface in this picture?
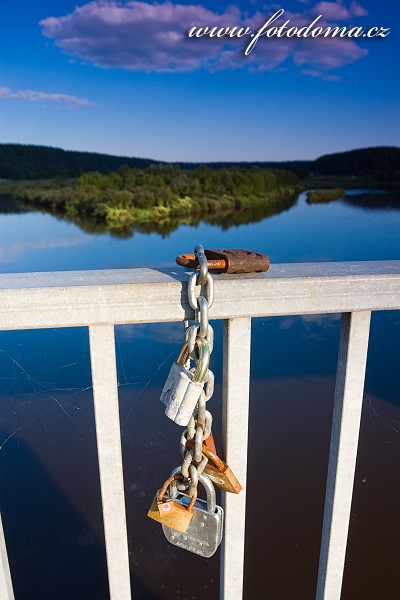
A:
[0,191,399,600]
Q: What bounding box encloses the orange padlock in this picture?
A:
[186,439,242,494]
[147,474,197,532]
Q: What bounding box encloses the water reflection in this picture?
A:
[13,191,297,238]
[0,195,32,214]
[342,189,400,211]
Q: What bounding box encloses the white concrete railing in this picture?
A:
[0,260,400,600]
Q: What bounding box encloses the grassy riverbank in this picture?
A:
[306,188,345,204]
[6,165,300,235]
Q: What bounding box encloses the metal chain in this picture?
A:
[179,244,216,496]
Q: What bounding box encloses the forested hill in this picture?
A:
[0,144,159,179]
[0,143,311,179]
[179,160,311,177]
[314,147,400,181]
[0,143,398,181]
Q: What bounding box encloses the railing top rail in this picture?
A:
[1,260,400,290]
[0,260,399,331]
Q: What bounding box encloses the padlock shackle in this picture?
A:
[176,253,226,271]
[158,474,198,513]
[199,446,226,471]
[177,339,210,383]
[158,475,177,502]
[186,438,226,471]
[176,248,270,274]
[177,343,189,366]
[168,467,216,513]
[198,473,216,513]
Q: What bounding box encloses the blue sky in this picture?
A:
[0,0,398,161]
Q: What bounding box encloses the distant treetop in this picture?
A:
[0,143,398,182]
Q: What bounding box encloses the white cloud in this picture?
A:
[40,0,369,76]
[0,86,93,106]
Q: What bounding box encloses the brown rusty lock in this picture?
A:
[147,474,197,532]
[203,447,242,494]
[203,432,217,455]
[186,440,242,494]
[176,248,270,274]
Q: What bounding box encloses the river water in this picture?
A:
[0,190,399,599]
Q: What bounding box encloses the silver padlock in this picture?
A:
[162,471,224,558]
[160,338,210,426]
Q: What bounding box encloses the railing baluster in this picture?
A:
[0,512,14,600]
[89,325,131,600]
[220,317,252,600]
[316,311,371,600]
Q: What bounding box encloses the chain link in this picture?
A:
[178,244,216,496]
[194,244,208,286]
[185,323,214,357]
[204,369,214,401]
[188,271,214,310]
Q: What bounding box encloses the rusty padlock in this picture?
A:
[186,439,242,494]
[147,474,197,532]
[176,248,270,274]
[203,432,217,455]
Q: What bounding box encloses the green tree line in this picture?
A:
[314,147,400,182]
[15,164,299,234]
[0,144,157,179]
[1,143,399,182]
